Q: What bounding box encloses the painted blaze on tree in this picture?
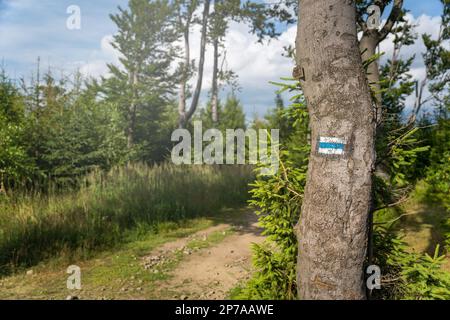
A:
[295,0,376,299]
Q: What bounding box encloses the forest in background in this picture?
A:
[0,0,449,300]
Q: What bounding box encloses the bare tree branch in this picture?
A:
[379,0,404,41]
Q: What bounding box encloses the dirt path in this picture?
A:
[0,209,264,300]
[143,210,264,300]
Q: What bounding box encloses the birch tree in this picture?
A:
[176,0,210,128]
[177,0,294,127]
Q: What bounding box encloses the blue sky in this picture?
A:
[408,0,443,16]
[0,0,445,118]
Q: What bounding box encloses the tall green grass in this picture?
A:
[0,163,254,275]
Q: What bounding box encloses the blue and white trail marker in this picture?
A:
[318,137,346,156]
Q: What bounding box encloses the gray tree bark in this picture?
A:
[295,0,376,300]
[178,0,210,128]
[211,37,219,124]
[178,18,190,127]
[179,0,211,128]
[127,70,138,149]
[359,34,382,124]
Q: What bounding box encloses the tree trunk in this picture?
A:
[295,0,376,300]
[211,36,219,124]
[180,0,210,128]
[359,34,382,125]
[358,0,404,127]
[179,20,190,128]
[127,71,138,149]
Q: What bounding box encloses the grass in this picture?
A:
[394,181,450,271]
[374,180,450,272]
[0,163,254,276]
[227,282,248,300]
[0,209,241,300]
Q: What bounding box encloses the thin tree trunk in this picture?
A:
[295,0,376,300]
[127,71,138,149]
[409,78,427,124]
[358,0,404,127]
[359,35,382,125]
[183,0,210,127]
[211,36,219,124]
[179,20,190,128]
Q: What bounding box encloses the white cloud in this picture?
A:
[77,35,121,78]
[179,12,444,118]
[379,13,445,114]
[1,0,444,119]
[180,20,296,118]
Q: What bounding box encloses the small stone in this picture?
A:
[136,287,142,291]
[120,287,128,292]
[26,270,34,276]
[66,295,79,300]
[230,250,234,254]
[180,295,188,300]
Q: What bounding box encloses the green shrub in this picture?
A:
[237,84,310,299]
[372,227,450,300]
[426,151,450,211]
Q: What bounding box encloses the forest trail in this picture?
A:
[0,208,264,300]
[144,210,264,300]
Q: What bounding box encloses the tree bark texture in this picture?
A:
[359,34,382,124]
[295,0,376,300]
